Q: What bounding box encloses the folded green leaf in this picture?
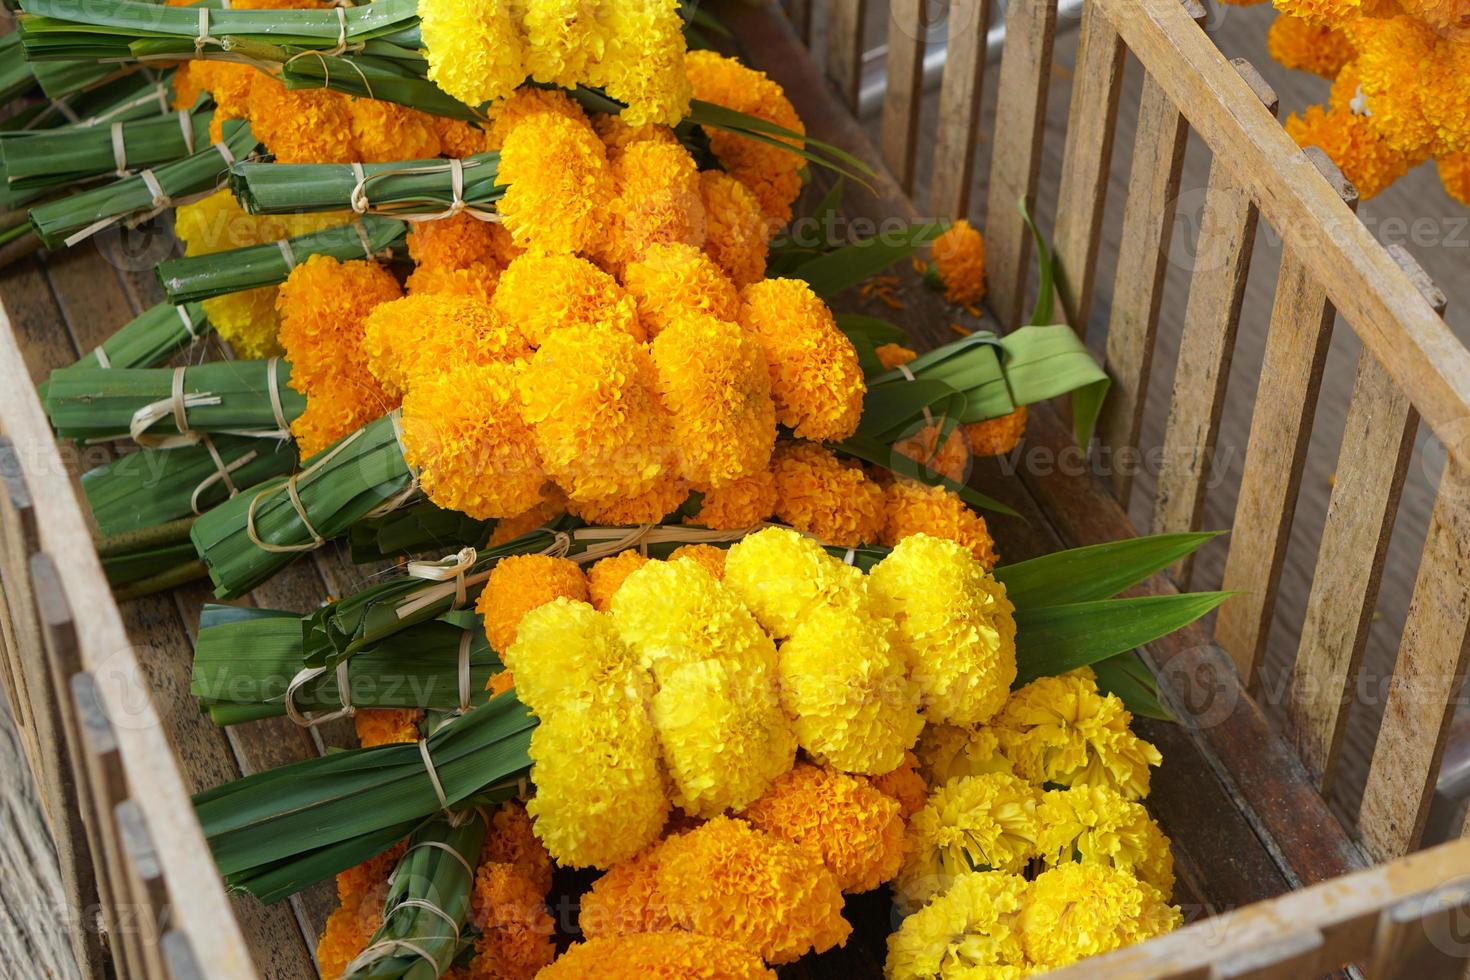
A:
[994,532,1223,608]
[1,104,212,191]
[795,222,944,299]
[229,153,500,217]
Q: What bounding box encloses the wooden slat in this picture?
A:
[1365,882,1470,979]
[983,0,1057,329]
[0,437,44,786]
[115,799,171,980]
[1288,245,1442,792]
[825,0,867,110]
[1050,0,1125,332]
[1151,59,1276,586]
[1215,148,1356,688]
[927,0,992,219]
[1096,10,1200,508]
[879,0,926,193]
[785,0,813,45]
[1208,931,1325,980]
[1358,458,1470,861]
[162,930,208,980]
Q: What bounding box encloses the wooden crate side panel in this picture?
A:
[879,0,926,193]
[927,0,993,220]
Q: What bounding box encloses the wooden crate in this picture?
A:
[2,0,1470,977]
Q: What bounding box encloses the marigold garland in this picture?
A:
[688,469,779,530]
[363,294,529,399]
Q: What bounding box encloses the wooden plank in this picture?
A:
[825,0,866,110]
[1365,882,1470,979]
[162,930,208,980]
[1215,148,1356,688]
[1049,0,1125,332]
[927,0,992,219]
[1208,931,1325,980]
[1358,458,1470,862]
[785,0,813,45]
[0,438,45,791]
[1288,245,1441,792]
[114,799,171,980]
[1151,59,1275,587]
[879,0,926,193]
[983,0,1057,329]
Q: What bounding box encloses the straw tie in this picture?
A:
[407,547,478,611]
[349,158,499,223]
[283,659,355,727]
[191,435,258,515]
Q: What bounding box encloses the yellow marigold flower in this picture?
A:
[586,0,693,127]
[869,534,1018,727]
[1036,785,1175,897]
[871,751,929,819]
[581,844,680,937]
[497,111,613,255]
[699,170,771,289]
[518,325,675,503]
[487,490,566,546]
[518,0,612,88]
[503,598,652,721]
[527,698,669,868]
[769,441,885,547]
[876,343,918,370]
[1021,863,1181,971]
[738,278,865,441]
[778,604,923,775]
[419,0,526,109]
[655,816,852,964]
[588,550,651,612]
[247,78,357,163]
[478,557,590,656]
[723,526,867,638]
[464,862,555,980]
[1285,103,1416,199]
[1275,0,1363,23]
[742,762,906,893]
[917,724,1015,786]
[1441,151,1470,204]
[485,87,590,151]
[602,140,706,271]
[539,934,774,980]
[405,262,500,304]
[483,801,554,895]
[668,543,726,580]
[435,116,493,158]
[622,242,740,338]
[884,870,1029,980]
[364,294,529,399]
[932,219,987,305]
[966,405,1028,458]
[492,253,643,346]
[201,289,282,360]
[1268,11,1357,77]
[566,472,691,526]
[349,99,442,162]
[593,112,681,159]
[898,772,1041,910]
[688,468,778,530]
[401,361,549,521]
[883,478,998,568]
[353,708,422,747]
[993,671,1162,801]
[686,51,806,225]
[652,314,777,488]
[893,421,972,484]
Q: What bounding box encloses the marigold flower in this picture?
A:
[1036,784,1175,897]
[967,406,1028,457]
[187,60,256,122]
[688,469,778,530]
[622,243,740,338]
[1345,15,1467,158]
[353,708,422,747]
[496,112,613,255]
[1275,0,1363,23]
[464,862,555,980]
[487,490,566,546]
[581,844,683,938]
[316,844,403,979]
[1268,11,1358,77]
[247,78,357,164]
[870,534,1018,726]
[742,763,905,893]
[876,343,918,370]
[349,99,443,162]
[1285,103,1416,199]
[402,361,549,520]
[770,441,885,547]
[364,294,529,399]
[893,421,972,484]
[201,290,283,360]
[992,670,1163,801]
[566,473,691,526]
[898,772,1042,910]
[1021,863,1181,970]
[917,724,1015,786]
[871,751,929,818]
[884,870,1029,979]
[738,278,865,441]
[722,526,867,638]
[595,112,681,158]
[699,170,770,288]
[405,262,501,304]
[485,87,590,151]
[419,0,527,109]
[490,252,642,346]
[435,116,493,158]
[931,219,987,305]
[539,934,774,980]
[503,598,653,721]
[602,140,706,271]
[518,325,675,502]
[408,213,507,271]
[586,0,693,127]
[478,557,590,655]
[518,0,613,89]
[484,801,553,895]
[1441,151,1470,204]
[588,550,651,612]
[668,543,727,580]
[289,385,384,458]
[883,478,998,568]
[654,816,852,964]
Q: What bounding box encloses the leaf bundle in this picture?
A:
[348,499,493,565]
[228,152,501,218]
[0,104,213,191]
[44,300,208,381]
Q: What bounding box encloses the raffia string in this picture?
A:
[266,358,290,436]
[194,8,221,53]
[895,363,936,428]
[277,237,297,270]
[244,429,368,555]
[406,547,476,610]
[349,158,498,223]
[191,434,257,514]
[92,346,111,370]
[179,110,197,155]
[111,122,129,176]
[178,304,201,340]
[129,366,221,449]
[283,659,354,726]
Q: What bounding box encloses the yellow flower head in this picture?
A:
[419,0,526,108]
[247,78,357,163]
[871,751,929,819]
[364,294,529,399]
[770,441,885,547]
[742,762,906,893]
[492,253,643,346]
[201,290,283,360]
[699,170,771,289]
[487,490,566,547]
[1285,103,1416,199]
[404,262,500,304]
[349,99,443,162]
[1021,863,1181,971]
[477,556,590,654]
[502,597,650,717]
[566,472,691,526]
[668,543,727,580]
[622,242,740,338]
[1268,11,1358,78]
[652,314,777,488]
[588,550,651,612]
[539,933,774,980]
[869,533,1018,727]
[407,212,512,271]
[353,708,422,747]
[738,278,865,441]
[883,478,998,568]
[497,111,614,255]
[654,816,852,964]
[585,0,693,127]
[993,670,1163,801]
[898,772,1041,910]
[884,870,1029,980]
[1036,784,1175,897]
[778,603,924,775]
[602,140,706,271]
[917,724,1016,786]
[401,360,549,521]
[967,405,1028,458]
[485,86,590,151]
[932,219,987,306]
[594,112,682,160]
[688,468,778,529]
[518,0,613,89]
[722,526,867,638]
[518,324,675,502]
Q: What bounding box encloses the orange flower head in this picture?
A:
[688,468,779,530]
[967,405,1028,457]
[771,441,885,547]
[622,242,740,339]
[491,253,643,346]
[364,294,529,399]
[699,170,771,289]
[882,477,999,568]
[476,554,589,652]
[932,219,987,305]
[496,111,613,255]
[588,550,652,612]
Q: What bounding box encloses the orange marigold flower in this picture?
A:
[434,116,493,158]
[967,405,1028,457]
[654,816,851,964]
[349,99,443,162]
[485,87,590,151]
[893,421,971,484]
[699,170,771,289]
[483,801,554,895]
[742,763,906,893]
[688,468,778,530]
[476,554,589,652]
[187,61,256,120]
[1285,103,1416,199]
[932,219,987,305]
[669,544,727,580]
[771,441,885,547]
[405,262,501,304]
[622,242,740,339]
[870,751,929,818]
[401,361,549,520]
[316,843,403,979]
[1275,0,1363,24]
[588,550,651,612]
[487,490,567,546]
[408,213,505,271]
[738,278,865,442]
[363,294,529,399]
[487,671,516,698]
[491,253,643,346]
[882,478,999,568]
[463,863,555,980]
[593,112,681,160]
[247,78,357,164]
[601,140,705,271]
[875,343,918,370]
[1440,150,1470,204]
[1345,16,1448,158]
[277,255,402,398]
[539,933,774,980]
[1267,12,1357,78]
[567,473,692,526]
[289,384,385,458]
[580,844,680,937]
[496,111,613,255]
[353,708,422,747]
